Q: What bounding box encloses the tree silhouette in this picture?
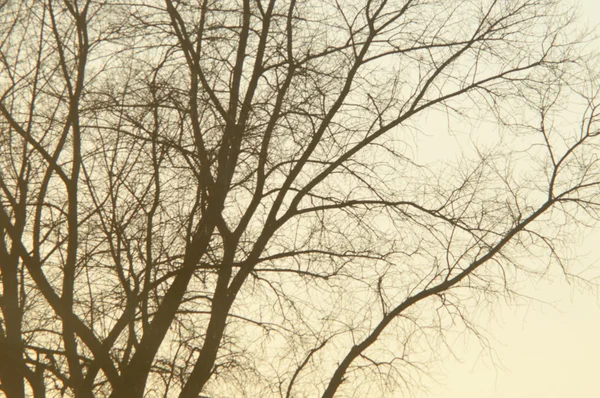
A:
[0,0,599,397]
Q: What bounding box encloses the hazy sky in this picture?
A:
[421,2,600,397]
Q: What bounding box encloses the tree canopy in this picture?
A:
[1,0,599,397]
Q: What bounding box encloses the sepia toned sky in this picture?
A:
[421,2,600,397]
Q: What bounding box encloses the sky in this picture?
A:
[420,2,600,397]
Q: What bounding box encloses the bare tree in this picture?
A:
[1,0,599,397]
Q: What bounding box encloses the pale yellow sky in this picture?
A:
[421,2,600,397]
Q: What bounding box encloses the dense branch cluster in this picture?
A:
[0,0,599,397]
